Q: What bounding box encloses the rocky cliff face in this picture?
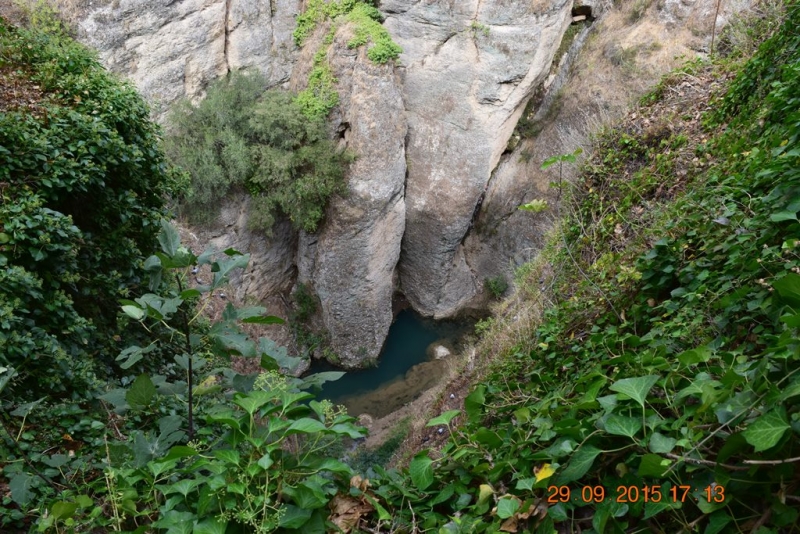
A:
[383,0,573,318]
[71,0,300,116]
[292,23,407,369]
[67,0,577,366]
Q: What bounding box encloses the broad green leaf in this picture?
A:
[363,494,391,521]
[126,374,156,409]
[160,446,198,462]
[257,453,274,470]
[429,485,456,506]
[465,385,486,422]
[259,337,304,372]
[213,449,240,467]
[286,418,327,435]
[209,322,255,358]
[515,478,536,491]
[609,375,660,408]
[242,314,285,325]
[474,427,503,448]
[278,504,312,529]
[770,210,799,222]
[9,473,35,506]
[158,220,181,257]
[496,496,520,519]
[152,510,194,533]
[604,414,643,438]
[705,510,732,534]
[167,479,198,497]
[237,306,285,325]
[50,501,79,520]
[315,458,352,475]
[773,273,800,307]
[180,288,201,300]
[427,410,461,427]
[74,495,93,509]
[121,304,145,320]
[409,451,434,491]
[678,346,712,367]
[193,518,228,534]
[285,481,327,509]
[780,377,800,401]
[117,344,155,370]
[10,397,45,418]
[649,432,677,454]
[143,255,161,271]
[556,445,602,485]
[300,371,345,390]
[211,254,250,289]
[743,407,791,452]
[330,423,365,439]
[548,502,569,521]
[638,453,669,478]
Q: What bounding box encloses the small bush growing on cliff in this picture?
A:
[165,71,351,234]
[485,275,509,299]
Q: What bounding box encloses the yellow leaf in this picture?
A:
[534,463,555,482]
[478,484,494,505]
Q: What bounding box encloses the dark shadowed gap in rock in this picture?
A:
[572,5,594,22]
[306,309,471,418]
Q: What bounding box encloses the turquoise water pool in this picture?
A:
[307,309,468,417]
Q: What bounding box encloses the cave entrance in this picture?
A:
[571,4,594,23]
[307,309,470,418]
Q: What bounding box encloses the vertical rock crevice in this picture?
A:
[223,0,232,74]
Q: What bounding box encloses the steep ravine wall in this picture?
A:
[66,0,578,368]
[70,0,301,117]
[383,0,573,319]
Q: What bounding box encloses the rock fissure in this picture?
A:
[223,0,232,74]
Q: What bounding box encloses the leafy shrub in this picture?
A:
[165,72,351,234]
[0,20,175,399]
[484,276,509,299]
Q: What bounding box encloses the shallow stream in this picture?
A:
[308,309,469,418]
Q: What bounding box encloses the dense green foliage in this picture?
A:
[2,221,357,532]
[165,72,350,234]
[0,19,175,398]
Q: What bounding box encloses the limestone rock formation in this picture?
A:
[293,23,407,369]
[383,0,573,318]
[70,0,301,116]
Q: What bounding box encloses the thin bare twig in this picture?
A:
[743,456,800,465]
[665,452,749,471]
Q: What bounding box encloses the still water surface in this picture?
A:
[308,310,468,418]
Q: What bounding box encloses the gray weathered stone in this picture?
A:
[294,23,407,368]
[383,0,573,318]
[72,0,301,116]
